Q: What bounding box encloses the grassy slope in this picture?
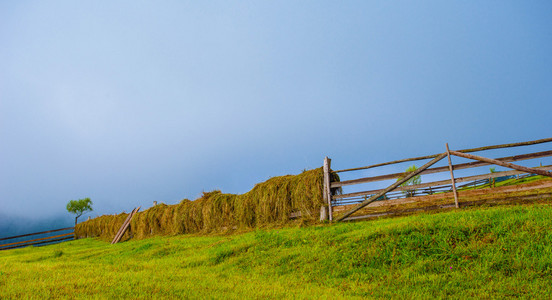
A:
[2,203,552,299]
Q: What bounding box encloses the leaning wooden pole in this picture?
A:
[111,208,136,244]
[449,151,552,178]
[111,207,141,244]
[323,157,333,221]
[446,143,459,208]
[336,153,447,222]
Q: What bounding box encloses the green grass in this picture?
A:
[2,203,552,299]
[457,175,549,191]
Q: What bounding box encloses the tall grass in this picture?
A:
[76,168,340,241]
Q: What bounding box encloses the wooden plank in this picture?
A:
[0,236,74,251]
[333,154,442,174]
[323,157,333,221]
[319,206,327,221]
[111,207,141,244]
[289,211,302,219]
[333,165,552,200]
[0,232,74,248]
[457,137,552,154]
[333,137,552,173]
[0,227,74,242]
[331,150,552,188]
[111,208,136,244]
[450,151,552,178]
[446,143,459,208]
[336,153,447,222]
[111,208,137,244]
[335,179,552,214]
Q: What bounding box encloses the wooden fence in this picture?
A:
[322,137,552,222]
[0,227,74,251]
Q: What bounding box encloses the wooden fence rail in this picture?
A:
[333,137,552,174]
[0,227,74,251]
[334,175,533,205]
[324,137,552,222]
[335,154,448,221]
[331,150,552,188]
[333,166,552,200]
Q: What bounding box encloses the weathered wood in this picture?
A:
[289,211,302,219]
[111,207,137,244]
[323,157,333,221]
[0,232,74,248]
[111,208,136,244]
[336,153,447,221]
[333,154,442,174]
[457,137,552,154]
[331,150,552,188]
[450,151,552,178]
[333,165,552,200]
[0,227,74,242]
[446,143,459,208]
[319,206,328,221]
[111,207,141,244]
[0,236,74,251]
[335,179,552,212]
[333,137,552,173]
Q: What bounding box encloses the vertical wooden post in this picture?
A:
[446,143,460,208]
[323,157,333,221]
[319,206,327,221]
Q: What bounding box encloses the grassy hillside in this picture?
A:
[2,203,552,299]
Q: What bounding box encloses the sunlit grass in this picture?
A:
[2,203,552,298]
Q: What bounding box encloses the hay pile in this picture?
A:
[76,168,339,241]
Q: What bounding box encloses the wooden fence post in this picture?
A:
[323,157,333,221]
[446,143,460,208]
[319,206,327,221]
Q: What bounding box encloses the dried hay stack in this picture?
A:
[76,168,339,241]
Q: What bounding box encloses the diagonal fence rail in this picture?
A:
[335,154,448,221]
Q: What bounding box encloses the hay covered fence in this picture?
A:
[76,168,340,241]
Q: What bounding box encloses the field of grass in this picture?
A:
[2,203,552,299]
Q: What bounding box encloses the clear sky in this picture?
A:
[1,1,551,221]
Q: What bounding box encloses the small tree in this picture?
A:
[398,165,421,197]
[489,167,496,187]
[66,198,93,226]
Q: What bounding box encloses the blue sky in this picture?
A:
[1,1,551,221]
